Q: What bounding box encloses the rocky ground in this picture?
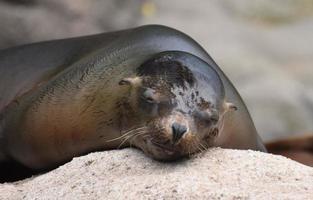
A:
[1,148,313,199]
[0,1,313,199]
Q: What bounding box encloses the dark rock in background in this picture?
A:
[0,0,141,49]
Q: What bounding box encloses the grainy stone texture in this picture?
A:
[0,148,312,200]
[0,2,313,198]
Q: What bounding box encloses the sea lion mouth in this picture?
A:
[143,137,192,161]
[150,140,177,155]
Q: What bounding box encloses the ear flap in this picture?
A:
[118,77,142,86]
[118,78,131,85]
[225,102,237,111]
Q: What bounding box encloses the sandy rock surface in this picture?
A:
[0,1,312,199]
[1,148,312,200]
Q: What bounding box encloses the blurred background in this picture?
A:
[0,0,312,142]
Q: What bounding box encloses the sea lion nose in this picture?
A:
[172,122,187,143]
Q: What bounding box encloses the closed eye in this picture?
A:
[210,112,219,123]
[145,96,156,103]
[194,110,219,124]
[141,88,158,104]
[141,95,158,104]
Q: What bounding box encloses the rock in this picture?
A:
[221,0,313,25]
[1,148,312,199]
[0,0,141,49]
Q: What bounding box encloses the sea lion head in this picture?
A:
[118,51,236,161]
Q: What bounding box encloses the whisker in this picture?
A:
[218,110,228,134]
[150,139,163,146]
[193,141,203,158]
[199,142,208,152]
[129,131,148,146]
[188,140,197,157]
[218,120,225,135]
[124,126,147,134]
[196,146,203,156]
[117,135,132,149]
[197,143,204,153]
[140,135,150,142]
[106,127,147,142]
[118,130,147,148]
[121,126,147,136]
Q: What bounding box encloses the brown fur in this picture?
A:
[0,25,267,182]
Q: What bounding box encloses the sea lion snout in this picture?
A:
[171,122,187,143]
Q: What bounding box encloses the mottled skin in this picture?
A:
[0,25,266,170]
[120,52,235,161]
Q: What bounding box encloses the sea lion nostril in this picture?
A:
[172,122,187,143]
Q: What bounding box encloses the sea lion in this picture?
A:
[0,25,266,174]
